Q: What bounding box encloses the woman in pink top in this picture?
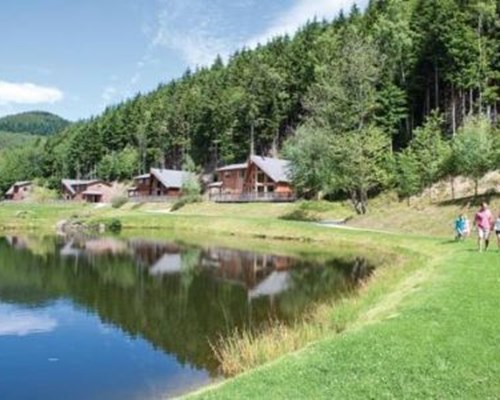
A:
[475,202,494,252]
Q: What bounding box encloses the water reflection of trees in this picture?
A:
[0,236,374,374]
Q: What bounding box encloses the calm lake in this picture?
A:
[0,235,374,399]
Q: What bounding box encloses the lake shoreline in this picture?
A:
[2,202,497,399]
[0,202,436,399]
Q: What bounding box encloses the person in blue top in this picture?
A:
[454,213,467,241]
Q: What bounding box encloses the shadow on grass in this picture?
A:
[439,239,460,245]
[438,192,500,208]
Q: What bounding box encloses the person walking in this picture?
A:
[454,214,467,241]
[463,215,471,238]
[494,212,500,251]
[475,202,494,252]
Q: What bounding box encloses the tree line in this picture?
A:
[0,0,499,210]
[0,111,70,136]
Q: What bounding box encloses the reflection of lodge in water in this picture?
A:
[128,239,296,300]
[60,237,130,259]
[201,248,294,299]
[1,235,375,374]
[7,235,372,304]
[5,236,29,250]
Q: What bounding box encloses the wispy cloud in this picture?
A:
[0,305,57,336]
[151,0,237,67]
[0,80,63,105]
[247,0,365,48]
[151,0,366,66]
[101,86,118,104]
[99,0,365,109]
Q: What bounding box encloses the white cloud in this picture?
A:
[247,0,366,48]
[0,306,57,336]
[101,86,118,104]
[0,80,63,105]
[150,0,366,67]
[159,32,230,67]
[152,0,234,67]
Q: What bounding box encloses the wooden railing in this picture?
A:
[127,195,180,203]
[209,192,296,203]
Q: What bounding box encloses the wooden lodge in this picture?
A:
[61,179,115,203]
[207,163,247,195]
[128,168,193,200]
[4,181,33,201]
[62,179,101,201]
[209,155,295,202]
[81,181,114,203]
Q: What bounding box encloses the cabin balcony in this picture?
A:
[209,191,296,203]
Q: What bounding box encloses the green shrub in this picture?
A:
[106,218,122,233]
[279,209,319,222]
[298,200,334,213]
[171,194,202,212]
[111,196,128,209]
[31,185,58,202]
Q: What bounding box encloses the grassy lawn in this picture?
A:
[0,202,91,231]
[0,200,499,398]
[187,235,500,399]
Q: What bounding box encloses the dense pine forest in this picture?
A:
[0,111,70,136]
[1,0,499,211]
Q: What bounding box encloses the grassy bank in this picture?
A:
[2,194,499,237]
[209,245,420,377]
[187,238,500,399]
[1,200,499,398]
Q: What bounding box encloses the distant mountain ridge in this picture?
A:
[0,111,70,136]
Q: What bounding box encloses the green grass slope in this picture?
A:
[0,198,498,398]
[189,234,500,399]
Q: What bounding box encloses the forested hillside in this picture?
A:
[1,0,499,208]
[0,111,70,136]
[0,131,39,150]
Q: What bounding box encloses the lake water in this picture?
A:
[0,235,374,399]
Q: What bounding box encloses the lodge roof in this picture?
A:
[61,179,100,195]
[82,191,104,196]
[207,182,223,188]
[150,168,193,189]
[216,163,248,172]
[250,155,291,183]
[134,173,151,180]
[5,181,32,195]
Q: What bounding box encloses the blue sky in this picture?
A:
[0,0,364,121]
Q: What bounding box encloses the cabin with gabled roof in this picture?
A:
[4,181,33,201]
[81,181,114,203]
[209,155,295,202]
[128,168,193,200]
[61,179,101,201]
[244,155,293,197]
[208,163,247,195]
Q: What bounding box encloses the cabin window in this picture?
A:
[257,172,265,183]
[267,186,275,193]
[239,170,245,178]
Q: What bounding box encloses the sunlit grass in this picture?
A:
[209,249,414,377]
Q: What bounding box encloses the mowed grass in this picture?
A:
[188,238,500,399]
[0,202,90,231]
[0,200,499,398]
